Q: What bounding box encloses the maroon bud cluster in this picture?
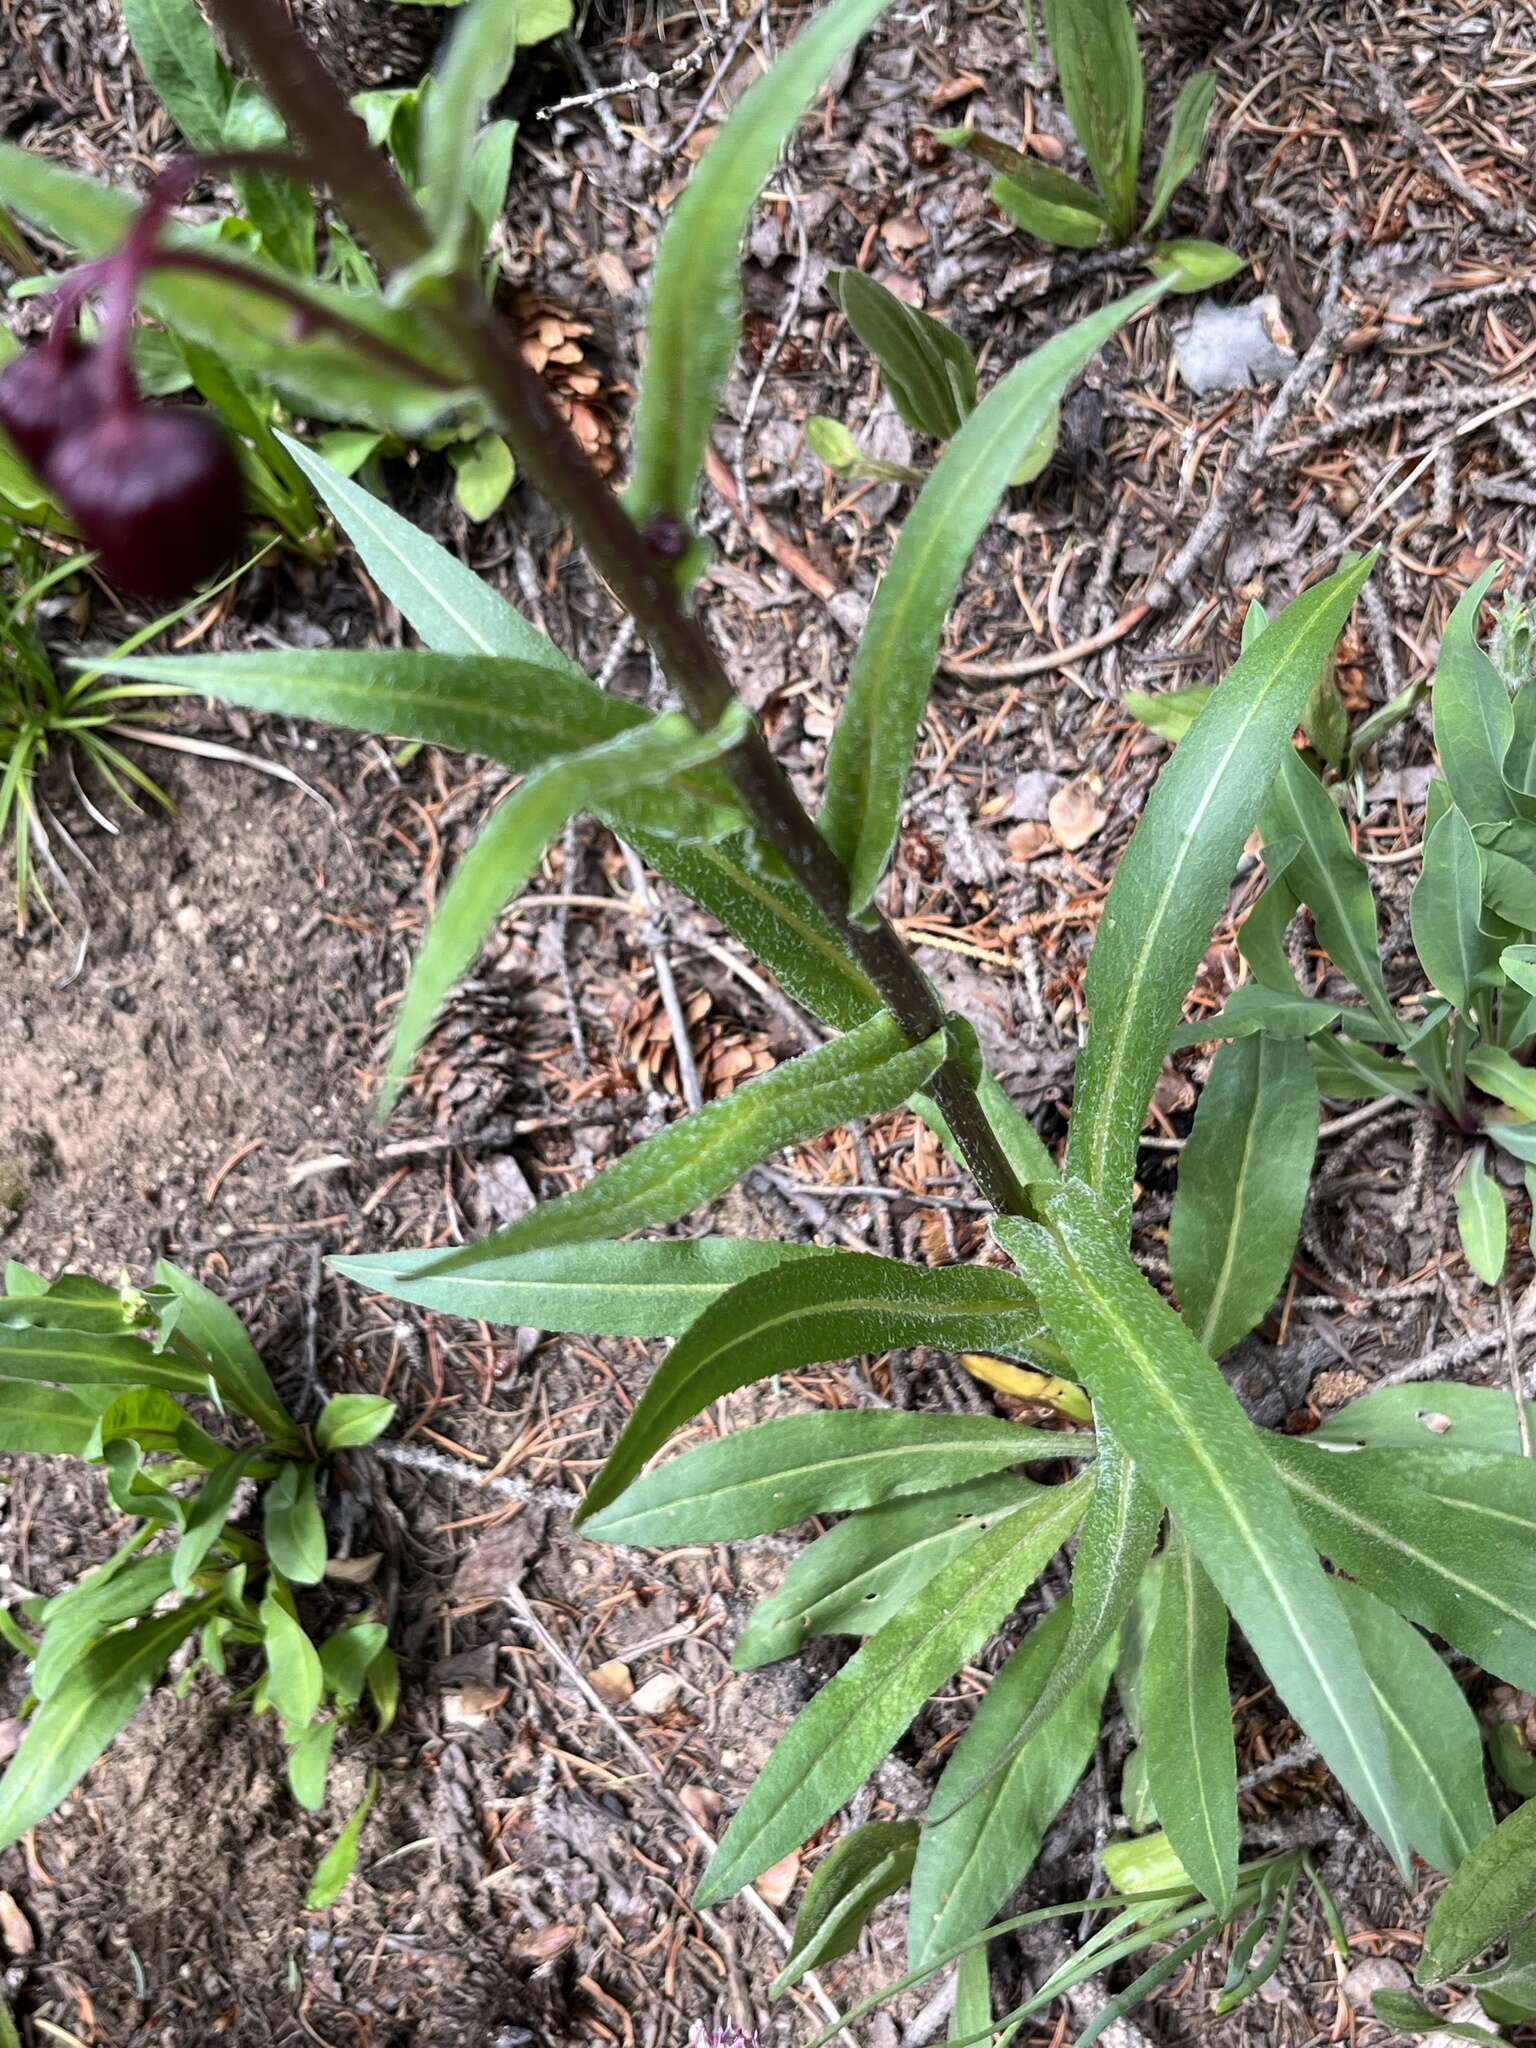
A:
[0,336,246,604]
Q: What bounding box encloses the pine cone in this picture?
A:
[514,292,616,475]
[617,985,776,1101]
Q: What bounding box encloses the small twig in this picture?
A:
[940,601,1151,683]
[1498,1279,1532,1457]
[1366,60,1536,240]
[537,23,719,123]
[623,841,705,1113]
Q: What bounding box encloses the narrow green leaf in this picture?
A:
[1456,1147,1507,1285]
[306,1769,378,1910]
[626,0,896,536]
[1146,240,1242,292]
[577,1250,1056,1526]
[952,1946,993,2045]
[829,270,977,438]
[908,1593,1116,1966]
[1421,1795,1536,1986]
[1467,1042,1536,1120]
[0,1324,210,1394]
[1260,750,1396,1036]
[33,1558,177,1701]
[331,1237,833,1339]
[219,83,315,277]
[771,1821,920,1995]
[695,1475,1092,1907]
[1142,72,1217,234]
[0,1601,209,1851]
[386,706,746,1105]
[260,1592,324,1726]
[318,1621,389,1710]
[1334,1578,1493,1878]
[1313,1381,1536,1457]
[0,1382,104,1457]
[264,1464,328,1586]
[447,430,515,521]
[315,1395,396,1453]
[1269,1439,1536,1692]
[419,0,566,239]
[1309,1033,1425,1103]
[287,1717,338,1813]
[1141,1526,1237,1911]
[152,1261,292,1439]
[821,282,1166,912]
[1168,1033,1318,1357]
[1123,685,1212,743]
[420,1013,945,1277]
[0,1272,146,1336]
[583,1409,1089,1546]
[989,166,1108,247]
[996,1181,1409,1870]
[367,1646,400,1733]
[1412,807,1500,1013]
[122,0,232,149]
[1040,0,1143,238]
[173,1448,256,1591]
[1433,566,1514,826]
[1372,1990,1502,2043]
[734,1474,1044,1667]
[1170,981,1344,1046]
[1066,558,1375,1235]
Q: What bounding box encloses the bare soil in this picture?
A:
[1,0,1535,2043]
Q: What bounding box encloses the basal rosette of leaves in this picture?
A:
[4,0,1533,2035]
[0,1259,396,1909]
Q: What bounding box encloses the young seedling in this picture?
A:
[13,0,1535,2032]
[0,1261,396,1906]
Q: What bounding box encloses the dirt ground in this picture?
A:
[2,0,1536,2043]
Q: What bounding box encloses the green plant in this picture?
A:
[0,1259,396,1903]
[934,0,1231,269]
[28,0,1536,2032]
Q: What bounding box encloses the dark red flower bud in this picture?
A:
[47,407,246,602]
[642,512,690,563]
[0,340,103,474]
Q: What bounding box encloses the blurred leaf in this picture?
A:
[829,270,977,438]
[264,1464,327,1586]
[1434,566,1515,826]
[367,1645,400,1732]
[152,1260,293,1442]
[1168,1033,1318,1357]
[287,1717,337,1812]
[1270,1439,1536,1691]
[1455,1148,1507,1286]
[418,0,567,243]
[577,1250,1056,1527]
[1146,239,1242,292]
[1141,1526,1237,1910]
[1067,557,1375,1235]
[318,1621,389,1710]
[695,1474,1092,1907]
[1303,658,1351,775]
[1421,1796,1536,1986]
[1041,0,1143,238]
[821,282,1166,913]
[771,1821,919,1994]
[1308,1033,1425,1103]
[0,1324,210,1395]
[260,1591,324,1726]
[315,1395,396,1453]
[466,118,516,252]
[33,1557,177,1701]
[173,1448,257,1591]
[1502,945,1536,997]
[1313,1380,1536,1456]
[1170,981,1344,1046]
[908,1591,1116,1965]
[306,1770,377,1910]
[625,0,895,539]
[121,0,232,148]
[952,1946,993,2044]
[997,1181,1408,1870]
[1466,1043,1536,1120]
[447,431,515,521]
[331,1237,832,1339]
[0,1600,209,1851]
[735,1474,1044,1668]
[1123,684,1212,742]
[584,1409,1087,1547]
[419,1013,945,1275]
[1372,1990,1502,2043]
[1142,72,1216,233]
[1412,807,1500,1013]
[1335,1578,1493,1877]
[220,82,315,277]
[989,165,1108,247]
[0,1383,105,1456]
[930,126,1031,176]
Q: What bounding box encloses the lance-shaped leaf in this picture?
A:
[1168,1033,1317,1358]
[306,1770,378,1911]
[331,1237,834,1339]
[1124,684,1214,744]
[1412,807,1500,1013]
[1260,750,1396,1036]
[1433,565,1514,826]
[0,1384,106,1457]
[1466,1042,1536,1121]
[989,165,1109,247]
[1141,1525,1238,1911]
[577,1251,1054,1526]
[1142,72,1217,234]
[152,1260,292,1441]
[625,0,895,537]
[419,1013,944,1276]
[1313,1381,1536,1457]
[0,1325,211,1395]
[584,1409,1087,1546]
[384,706,747,1107]
[84,650,741,841]
[172,1448,257,1591]
[1421,1796,1536,1987]
[1170,982,1344,1046]
[264,1463,327,1586]
[1041,0,1143,239]
[32,1558,178,1702]
[1309,1034,1426,1104]
[1455,1148,1508,1286]
[1269,1439,1536,1693]
[695,1473,1092,1907]
[829,270,977,438]
[908,1592,1117,1965]
[995,1180,1409,1871]
[1334,1578,1493,1878]
[772,1822,920,1995]
[0,1600,210,1851]
[1065,556,1375,1236]
[734,1474,1044,1667]
[926,1433,1158,1824]
[821,282,1166,913]
[261,1592,323,1727]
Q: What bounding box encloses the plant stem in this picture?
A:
[203,0,1037,1221]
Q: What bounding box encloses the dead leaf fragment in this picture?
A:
[0,1891,34,1958]
[1047,777,1108,851]
[443,1679,509,1728]
[755,1850,801,1908]
[511,1922,582,1964]
[880,214,929,255]
[1007,820,1053,864]
[680,1784,723,1828]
